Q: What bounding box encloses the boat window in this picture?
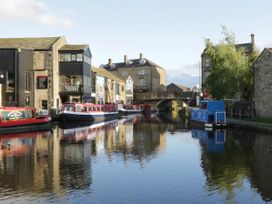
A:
[1,110,34,121]
[97,107,101,111]
[93,107,97,111]
[84,106,88,112]
[76,105,82,112]
[88,107,92,112]
[200,102,207,109]
[25,110,34,118]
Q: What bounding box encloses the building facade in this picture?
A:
[0,37,92,111]
[0,48,34,107]
[101,54,166,94]
[91,67,126,104]
[58,45,92,103]
[253,48,272,118]
[201,34,255,88]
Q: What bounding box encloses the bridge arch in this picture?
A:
[156,99,188,112]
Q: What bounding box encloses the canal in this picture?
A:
[0,114,272,204]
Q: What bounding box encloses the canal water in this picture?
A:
[0,114,272,204]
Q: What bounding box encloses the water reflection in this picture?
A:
[1,115,272,203]
[192,129,226,153]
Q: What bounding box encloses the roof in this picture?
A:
[0,37,62,49]
[102,58,165,71]
[91,66,124,83]
[167,83,191,91]
[235,43,253,54]
[59,44,89,51]
[252,48,272,68]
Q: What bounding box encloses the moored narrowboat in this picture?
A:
[118,104,144,115]
[59,103,118,122]
[190,100,227,129]
[0,107,51,134]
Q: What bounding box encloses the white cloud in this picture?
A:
[0,0,74,28]
[166,63,200,87]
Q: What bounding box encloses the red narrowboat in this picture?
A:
[0,107,51,134]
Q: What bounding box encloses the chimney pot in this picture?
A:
[108,58,112,65]
[251,34,255,45]
[140,53,143,59]
[124,55,127,63]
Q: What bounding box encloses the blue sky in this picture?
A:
[0,0,271,87]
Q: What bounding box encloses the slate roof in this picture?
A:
[167,83,191,91]
[0,37,61,49]
[235,43,254,54]
[59,44,89,51]
[91,66,124,83]
[102,58,165,71]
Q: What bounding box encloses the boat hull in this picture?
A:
[189,119,227,130]
[59,111,119,122]
[118,109,143,115]
[0,120,51,134]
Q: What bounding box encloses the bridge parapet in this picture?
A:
[134,91,195,101]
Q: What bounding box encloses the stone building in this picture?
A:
[0,37,67,110]
[253,48,272,118]
[166,83,191,95]
[0,37,93,111]
[91,66,126,104]
[101,54,166,94]
[201,34,255,87]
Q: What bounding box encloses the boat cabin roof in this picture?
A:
[0,107,36,111]
[199,100,225,112]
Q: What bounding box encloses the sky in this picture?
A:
[0,0,272,87]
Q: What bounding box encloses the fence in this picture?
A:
[225,100,254,119]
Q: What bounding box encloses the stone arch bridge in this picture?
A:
[134,92,196,112]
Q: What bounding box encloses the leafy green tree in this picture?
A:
[204,27,258,100]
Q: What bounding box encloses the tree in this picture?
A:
[203,27,258,100]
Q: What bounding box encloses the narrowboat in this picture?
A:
[59,103,119,122]
[190,100,227,128]
[118,104,152,115]
[0,107,51,134]
[118,104,144,115]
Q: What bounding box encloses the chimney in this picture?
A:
[124,55,127,63]
[108,58,112,65]
[139,53,143,60]
[251,34,255,45]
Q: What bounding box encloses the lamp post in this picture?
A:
[0,74,4,107]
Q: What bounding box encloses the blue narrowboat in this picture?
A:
[190,100,227,128]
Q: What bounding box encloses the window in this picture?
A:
[139,78,146,87]
[77,54,83,61]
[116,83,120,94]
[121,85,124,92]
[59,54,65,62]
[71,54,76,61]
[205,58,210,67]
[64,53,71,61]
[25,73,31,91]
[41,100,48,110]
[37,76,48,89]
[25,96,30,106]
[7,72,15,89]
[138,70,145,75]
[121,71,128,76]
